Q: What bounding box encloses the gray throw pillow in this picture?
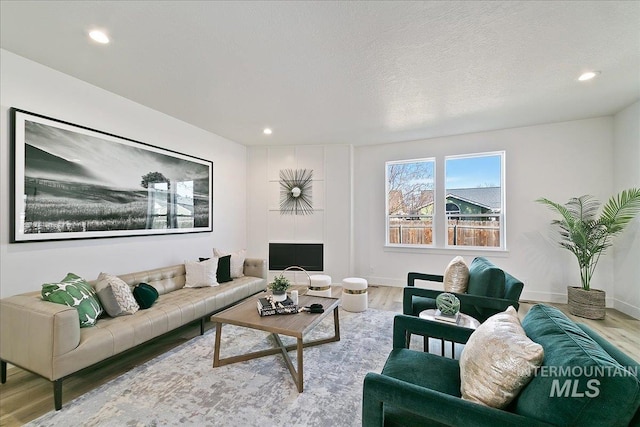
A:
[95,273,139,317]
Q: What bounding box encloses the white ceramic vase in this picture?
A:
[272,291,287,302]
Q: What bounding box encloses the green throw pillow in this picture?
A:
[42,273,103,328]
[133,282,159,309]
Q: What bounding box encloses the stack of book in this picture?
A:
[257,296,299,316]
[433,309,461,325]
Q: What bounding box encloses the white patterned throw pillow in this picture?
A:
[95,273,139,317]
[459,306,544,408]
[443,256,469,293]
[213,248,246,278]
[185,258,219,288]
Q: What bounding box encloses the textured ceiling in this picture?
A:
[1,1,639,146]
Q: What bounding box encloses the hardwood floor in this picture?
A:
[1,286,638,426]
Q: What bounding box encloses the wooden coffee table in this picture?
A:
[211,294,340,392]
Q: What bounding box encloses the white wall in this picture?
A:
[0,50,247,298]
[612,100,640,318]
[4,48,635,317]
[354,117,618,307]
[247,145,352,284]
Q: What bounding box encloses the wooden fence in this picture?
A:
[389,219,500,247]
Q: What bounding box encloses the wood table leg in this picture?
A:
[297,337,304,392]
[333,307,341,342]
[211,307,341,392]
[273,333,301,392]
[212,322,222,367]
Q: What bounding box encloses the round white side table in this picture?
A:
[417,309,480,357]
[341,277,368,312]
[307,274,332,297]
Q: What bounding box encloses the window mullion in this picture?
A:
[434,156,446,247]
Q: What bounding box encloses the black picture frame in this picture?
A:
[10,108,213,242]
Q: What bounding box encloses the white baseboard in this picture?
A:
[365,276,407,287]
[613,298,640,319]
[519,290,567,305]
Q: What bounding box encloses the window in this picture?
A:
[386,158,435,246]
[385,151,505,249]
[146,180,195,229]
[445,152,504,249]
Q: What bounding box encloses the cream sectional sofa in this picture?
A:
[0,258,267,410]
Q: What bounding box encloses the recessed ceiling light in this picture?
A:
[263,128,273,135]
[578,71,600,82]
[89,30,110,44]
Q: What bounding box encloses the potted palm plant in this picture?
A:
[537,188,640,319]
[269,274,291,302]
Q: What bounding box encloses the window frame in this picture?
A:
[384,151,506,251]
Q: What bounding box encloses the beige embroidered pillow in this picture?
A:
[459,306,544,408]
[443,256,469,293]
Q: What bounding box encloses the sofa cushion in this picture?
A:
[460,306,543,408]
[42,273,103,327]
[515,304,640,426]
[378,351,478,426]
[382,348,462,397]
[443,256,469,293]
[95,273,139,317]
[466,257,505,298]
[466,257,505,316]
[200,255,233,283]
[133,283,159,309]
[216,255,233,283]
[214,248,246,278]
[185,259,219,288]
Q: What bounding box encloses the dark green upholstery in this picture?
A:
[363,314,551,426]
[466,257,505,297]
[515,304,640,427]
[382,349,461,396]
[404,257,524,323]
[363,305,640,426]
[577,323,640,427]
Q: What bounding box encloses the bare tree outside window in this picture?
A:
[386,159,435,245]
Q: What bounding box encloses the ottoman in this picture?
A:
[307,274,332,297]
[342,277,368,312]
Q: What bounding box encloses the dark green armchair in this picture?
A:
[362,315,551,427]
[362,305,640,426]
[404,257,524,323]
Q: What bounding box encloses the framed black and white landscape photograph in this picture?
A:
[10,108,213,242]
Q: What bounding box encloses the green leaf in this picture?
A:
[536,189,640,290]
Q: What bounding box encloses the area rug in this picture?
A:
[28,308,399,427]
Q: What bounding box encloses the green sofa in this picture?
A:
[404,257,524,323]
[363,304,640,426]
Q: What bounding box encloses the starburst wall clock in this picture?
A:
[279,169,313,215]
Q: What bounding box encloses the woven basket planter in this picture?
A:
[567,286,606,320]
